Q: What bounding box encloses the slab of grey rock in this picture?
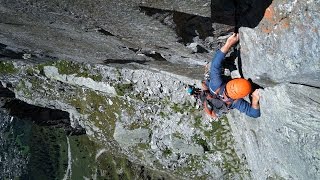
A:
[228,83,320,180]
[43,66,116,95]
[113,122,150,148]
[240,0,320,87]
[171,137,204,156]
[0,0,210,66]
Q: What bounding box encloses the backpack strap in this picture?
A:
[213,87,221,96]
[214,84,237,108]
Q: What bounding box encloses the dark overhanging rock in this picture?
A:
[211,0,272,28]
[0,86,85,136]
[4,99,86,136]
[0,43,25,60]
[138,6,218,51]
[138,0,211,17]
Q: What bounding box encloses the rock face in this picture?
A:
[229,84,320,180]
[0,60,249,179]
[0,0,319,179]
[240,0,320,87]
[0,0,215,66]
[232,0,320,179]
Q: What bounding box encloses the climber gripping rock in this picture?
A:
[188,33,261,119]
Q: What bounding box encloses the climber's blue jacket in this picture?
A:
[207,50,261,118]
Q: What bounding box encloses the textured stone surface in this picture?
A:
[0,0,215,68]
[240,0,320,87]
[138,0,211,17]
[0,0,319,179]
[43,66,116,94]
[0,60,249,179]
[228,84,320,179]
[231,0,320,179]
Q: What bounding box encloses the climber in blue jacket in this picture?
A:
[204,33,261,118]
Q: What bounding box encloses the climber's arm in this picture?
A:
[251,89,260,109]
[209,50,225,91]
[231,98,261,118]
[208,33,239,92]
[230,89,261,118]
[221,33,239,53]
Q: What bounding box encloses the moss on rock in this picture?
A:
[114,83,134,96]
[0,61,18,74]
[53,60,103,81]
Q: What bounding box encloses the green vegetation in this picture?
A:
[8,119,32,157]
[114,83,133,96]
[162,148,173,157]
[192,134,210,152]
[68,89,125,137]
[16,81,32,98]
[7,118,151,180]
[194,115,202,128]
[178,156,203,173]
[184,101,197,113]
[6,59,250,179]
[175,116,249,179]
[69,135,139,180]
[15,134,30,155]
[0,61,18,74]
[170,101,197,114]
[26,125,68,179]
[15,62,133,139]
[34,61,55,75]
[127,119,150,130]
[30,60,102,81]
[53,60,102,81]
[210,117,249,177]
[128,92,144,101]
[26,67,36,76]
[172,132,183,139]
[158,111,168,118]
[171,103,184,113]
[115,68,122,81]
[136,143,150,150]
[68,135,99,179]
[203,121,222,139]
[5,116,164,180]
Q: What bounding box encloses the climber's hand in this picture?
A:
[251,89,260,110]
[226,33,239,47]
[252,89,260,101]
[221,33,239,53]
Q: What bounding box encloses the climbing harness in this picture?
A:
[187,64,233,119]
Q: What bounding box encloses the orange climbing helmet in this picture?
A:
[226,78,252,99]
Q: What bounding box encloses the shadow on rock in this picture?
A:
[248,78,264,102]
[211,0,272,28]
[139,6,214,45]
[103,59,147,64]
[0,85,86,136]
